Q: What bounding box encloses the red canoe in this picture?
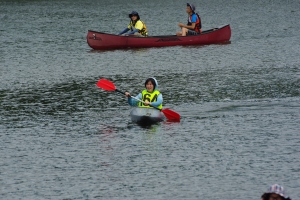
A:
[87,24,231,50]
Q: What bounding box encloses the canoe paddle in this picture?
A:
[96,78,180,122]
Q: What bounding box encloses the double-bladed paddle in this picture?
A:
[96,78,180,122]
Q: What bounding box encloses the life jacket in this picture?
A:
[138,90,162,109]
[129,20,148,36]
[187,13,202,33]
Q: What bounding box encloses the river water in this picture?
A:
[1,0,300,199]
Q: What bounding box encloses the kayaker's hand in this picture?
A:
[125,92,130,97]
[144,100,150,106]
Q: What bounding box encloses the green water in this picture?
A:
[1,0,299,199]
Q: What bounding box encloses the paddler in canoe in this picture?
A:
[118,11,148,37]
[176,3,202,36]
[125,77,163,109]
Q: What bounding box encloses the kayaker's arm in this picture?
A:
[149,94,163,107]
[127,29,140,35]
[118,28,129,35]
[126,93,141,106]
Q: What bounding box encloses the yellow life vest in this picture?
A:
[140,21,148,36]
[129,20,148,37]
[139,90,162,109]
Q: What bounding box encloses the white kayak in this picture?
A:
[130,107,165,125]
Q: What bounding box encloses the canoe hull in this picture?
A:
[130,107,165,125]
[87,24,231,50]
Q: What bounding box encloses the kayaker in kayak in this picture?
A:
[125,77,163,109]
[261,184,292,200]
[176,3,202,36]
[118,11,148,37]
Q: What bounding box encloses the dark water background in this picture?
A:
[1,0,300,199]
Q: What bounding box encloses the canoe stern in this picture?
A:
[87,30,128,50]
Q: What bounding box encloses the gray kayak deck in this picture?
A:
[130,107,165,125]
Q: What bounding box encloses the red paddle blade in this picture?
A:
[96,79,116,91]
[162,108,180,122]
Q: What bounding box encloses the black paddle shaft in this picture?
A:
[115,89,126,95]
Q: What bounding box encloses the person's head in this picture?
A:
[186,3,196,14]
[144,77,158,93]
[129,11,140,21]
[261,184,291,200]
